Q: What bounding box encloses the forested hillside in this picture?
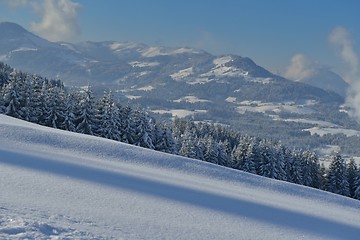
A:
[1,62,359,200]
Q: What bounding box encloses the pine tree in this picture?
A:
[319,163,327,190]
[96,91,121,141]
[2,71,23,118]
[204,137,219,164]
[217,141,229,166]
[231,136,249,170]
[179,137,198,159]
[327,154,350,197]
[242,141,257,174]
[301,150,320,188]
[347,158,358,198]
[18,73,33,121]
[28,76,45,123]
[43,84,66,128]
[74,87,98,135]
[130,108,154,149]
[153,122,177,154]
[257,140,286,180]
[272,144,287,181]
[354,170,360,200]
[59,91,76,132]
[118,105,134,144]
[288,149,303,184]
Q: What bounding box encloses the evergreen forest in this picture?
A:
[1,62,360,201]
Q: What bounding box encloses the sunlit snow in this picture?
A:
[1,115,360,239]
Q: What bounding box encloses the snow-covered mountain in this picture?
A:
[295,68,349,98]
[1,114,360,239]
[0,22,343,105]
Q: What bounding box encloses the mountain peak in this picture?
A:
[295,68,349,97]
[0,21,31,37]
[0,22,56,53]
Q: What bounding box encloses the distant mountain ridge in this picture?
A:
[295,68,349,98]
[0,22,340,97]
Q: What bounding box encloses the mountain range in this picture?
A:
[0,21,359,158]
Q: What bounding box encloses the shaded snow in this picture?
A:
[170,67,193,80]
[173,96,210,103]
[1,115,360,239]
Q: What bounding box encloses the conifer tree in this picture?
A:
[2,72,23,118]
[288,149,303,184]
[327,154,350,197]
[153,122,177,154]
[204,137,219,164]
[242,141,257,174]
[217,141,229,166]
[28,76,45,123]
[43,84,66,128]
[354,171,360,200]
[302,150,320,188]
[96,91,121,140]
[131,108,154,149]
[59,91,76,132]
[74,87,98,135]
[347,158,358,198]
[118,105,134,144]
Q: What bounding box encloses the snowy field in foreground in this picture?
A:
[1,114,360,239]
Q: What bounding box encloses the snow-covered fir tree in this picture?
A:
[2,71,23,118]
[96,91,121,141]
[153,122,177,154]
[130,108,155,149]
[287,149,304,184]
[74,86,98,135]
[354,171,360,200]
[327,154,350,197]
[347,158,358,198]
[301,151,321,188]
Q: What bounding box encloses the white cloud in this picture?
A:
[30,0,81,42]
[0,0,81,42]
[283,54,316,81]
[329,26,359,83]
[329,26,360,122]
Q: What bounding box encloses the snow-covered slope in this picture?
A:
[1,115,360,239]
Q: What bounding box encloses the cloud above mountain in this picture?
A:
[329,26,360,122]
[283,54,317,81]
[0,0,81,42]
[329,26,359,84]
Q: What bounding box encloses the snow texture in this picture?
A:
[1,114,360,239]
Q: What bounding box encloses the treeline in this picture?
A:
[1,62,359,200]
[173,118,360,199]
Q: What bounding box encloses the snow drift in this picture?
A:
[1,114,360,239]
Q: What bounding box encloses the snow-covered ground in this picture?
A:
[173,96,210,103]
[1,114,360,239]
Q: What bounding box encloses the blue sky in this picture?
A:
[0,0,359,79]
